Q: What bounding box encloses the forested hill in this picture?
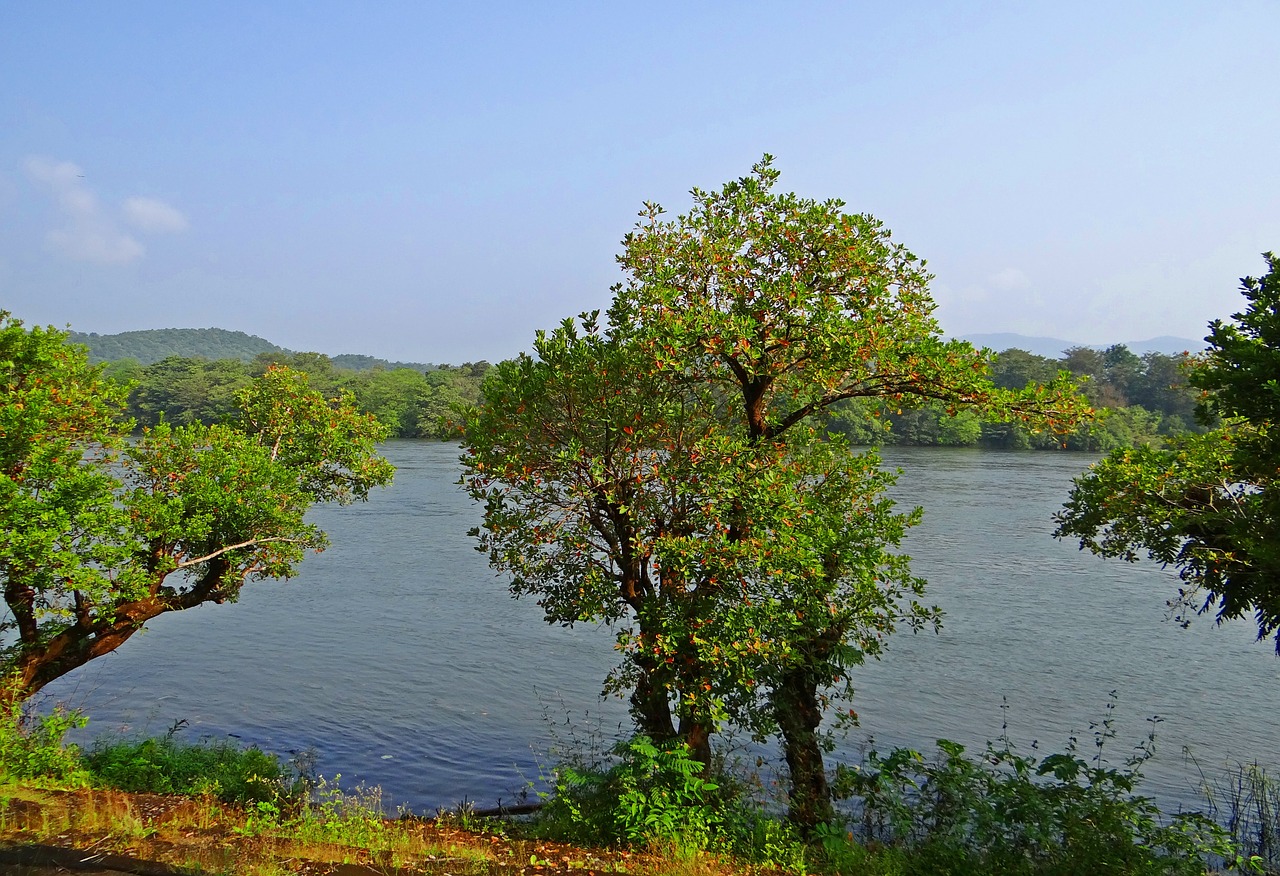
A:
[74,325,1204,451]
[70,328,286,364]
[69,327,436,371]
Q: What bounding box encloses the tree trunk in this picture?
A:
[2,620,144,710]
[773,666,834,835]
[629,657,677,742]
[679,715,713,772]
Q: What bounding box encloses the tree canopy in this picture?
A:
[463,157,1087,832]
[1056,253,1280,648]
[68,327,285,364]
[0,314,395,705]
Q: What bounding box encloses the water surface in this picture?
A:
[45,442,1278,812]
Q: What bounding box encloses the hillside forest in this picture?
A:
[85,333,1203,450]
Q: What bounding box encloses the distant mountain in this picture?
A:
[69,328,286,364]
[68,327,438,371]
[960,332,1205,359]
[330,353,437,373]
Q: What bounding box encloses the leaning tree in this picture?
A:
[0,313,394,706]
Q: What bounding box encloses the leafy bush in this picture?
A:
[284,776,389,846]
[836,706,1257,875]
[0,701,87,782]
[539,735,730,850]
[84,732,288,805]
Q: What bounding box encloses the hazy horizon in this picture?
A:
[65,324,1204,367]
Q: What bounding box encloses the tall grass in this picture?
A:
[1195,757,1280,874]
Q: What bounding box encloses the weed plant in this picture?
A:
[1194,756,1280,874]
[84,724,290,805]
[539,735,726,848]
[0,700,87,783]
[284,775,389,846]
[834,699,1259,875]
[533,733,810,868]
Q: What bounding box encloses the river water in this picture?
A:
[43,441,1279,813]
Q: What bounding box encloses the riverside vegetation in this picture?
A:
[0,696,1272,875]
[81,340,1199,450]
[3,159,1278,874]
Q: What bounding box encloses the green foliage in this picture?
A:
[1,315,394,705]
[330,353,436,372]
[826,398,893,446]
[100,357,144,387]
[85,733,288,805]
[888,403,983,446]
[838,709,1251,876]
[116,347,483,440]
[283,777,390,846]
[540,735,728,849]
[534,733,812,867]
[990,348,1064,392]
[825,345,1200,450]
[464,157,1088,835]
[344,368,436,437]
[0,698,87,782]
[1057,253,1280,648]
[68,327,285,365]
[970,346,1202,451]
[129,356,253,427]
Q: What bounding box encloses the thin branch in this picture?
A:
[174,536,311,570]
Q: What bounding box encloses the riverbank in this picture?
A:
[0,782,681,876]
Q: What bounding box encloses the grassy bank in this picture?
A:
[0,782,647,875]
[0,709,1272,875]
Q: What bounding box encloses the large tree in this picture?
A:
[463,158,1084,832]
[0,314,394,705]
[1056,253,1280,648]
[612,157,1084,829]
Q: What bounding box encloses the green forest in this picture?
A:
[79,329,1201,451]
[95,351,487,439]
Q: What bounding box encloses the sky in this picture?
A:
[2,2,1277,364]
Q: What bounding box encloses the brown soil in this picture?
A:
[0,787,665,876]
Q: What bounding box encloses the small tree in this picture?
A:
[0,314,394,706]
[463,313,718,745]
[1057,253,1280,648]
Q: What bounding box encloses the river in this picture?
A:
[43,441,1279,813]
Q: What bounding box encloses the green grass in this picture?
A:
[82,733,290,804]
[0,701,1266,875]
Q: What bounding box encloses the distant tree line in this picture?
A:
[826,344,1203,451]
[96,342,1199,450]
[103,352,488,439]
[70,327,286,364]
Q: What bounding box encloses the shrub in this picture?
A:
[538,735,729,850]
[84,731,288,805]
[0,699,87,782]
[836,704,1256,875]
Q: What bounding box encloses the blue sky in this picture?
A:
[2,2,1277,363]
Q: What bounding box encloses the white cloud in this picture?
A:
[123,196,188,233]
[24,156,187,265]
[988,267,1030,292]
